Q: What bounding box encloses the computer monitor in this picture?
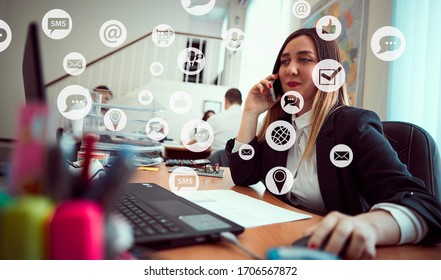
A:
[22,22,46,103]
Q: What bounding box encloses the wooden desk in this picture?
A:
[130,163,441,260]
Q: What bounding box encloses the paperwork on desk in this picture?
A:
[185,190,311,228]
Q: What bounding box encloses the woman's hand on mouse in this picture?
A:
[303,211,380,260]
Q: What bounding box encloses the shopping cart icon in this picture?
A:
[155,28,174,45]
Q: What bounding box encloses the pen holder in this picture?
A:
[0,195,53,260]
[49,200,104,260]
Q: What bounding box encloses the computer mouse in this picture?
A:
[292,234,349,258]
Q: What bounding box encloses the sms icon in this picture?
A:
[169,167,199,196]
[371,26,406,61]
[56,85,92,120]
[42,9,72,40]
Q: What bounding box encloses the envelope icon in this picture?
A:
[241,149,252,156]
[67,59,83,69]
[334,151,349,161]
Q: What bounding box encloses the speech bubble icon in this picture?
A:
[149,121,163,132]
[0,28,7,43]
[186,0,211,8]
[64,94,87,113]
[377,35,401,54]
[175,175,197,189]
[48,17,70,35]
[283,95,299,108]
[190,128,209,142]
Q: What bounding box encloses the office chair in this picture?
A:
[382,121,441,202]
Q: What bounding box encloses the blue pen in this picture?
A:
[267,247,340,260]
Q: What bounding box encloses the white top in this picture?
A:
[232,111,428,244]
[207,104,243,152]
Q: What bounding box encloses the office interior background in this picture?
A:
[0,0,440,148]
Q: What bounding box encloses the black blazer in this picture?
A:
[226,106,441,244]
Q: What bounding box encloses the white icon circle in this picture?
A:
[281,91,304,115]
[57,85,92,120]
[103,109,127,131]
[292,0,311,19]
[0,20,12,52]
[181,119,214,153]
[224,28,245,51]
[239,144,255,161]
[99,20,127,48]
[316,15,342,41]
[138,90,154,105]
[41,9,72,40]
[152,24,175,48]
[150,61,164,76]
[312,59,346,93]
[371,26,406,61]
[177,47,205,75]
[169,166,199,197]
[265,167,294,195]
[169,91,192,114]
[265,120,296,151]
[180,0,216,16]
[145,118,169,141]
[63,52,86,76]
[330,144,353,168]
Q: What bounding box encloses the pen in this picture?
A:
[81,133,97,184]
[85,150,136,215]
[266,247,340,260]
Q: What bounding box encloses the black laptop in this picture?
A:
[116,183,244,249]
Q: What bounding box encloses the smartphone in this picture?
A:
[269,75,278,102]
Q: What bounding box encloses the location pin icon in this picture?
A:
[272,169,287,194]
[110,110,121,130]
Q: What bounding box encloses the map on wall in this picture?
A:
[303,0,368,106]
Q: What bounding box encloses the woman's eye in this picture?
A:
[299,57,312,62]
[281,59,290,65]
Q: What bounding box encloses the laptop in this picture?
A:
[116,183,244,249]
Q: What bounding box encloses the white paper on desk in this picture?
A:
[185,190,311,228]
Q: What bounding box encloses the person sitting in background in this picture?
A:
[202,110,215,121]
[207,88,243,153]
[62,85,113,158]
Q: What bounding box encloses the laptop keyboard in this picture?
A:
[115,192,183,239]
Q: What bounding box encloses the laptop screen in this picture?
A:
[22,22,46,103]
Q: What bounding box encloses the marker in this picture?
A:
[137,166,159,171]
[267,247,340,260]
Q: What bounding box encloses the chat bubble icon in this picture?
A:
[186,0,211,8]
[48,17,70,34]
[191,128,210,143]
[63,94,87,113]
[149,121,163,132]
[283,94,300,108]
[377,35,401,54]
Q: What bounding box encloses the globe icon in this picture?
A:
[271,125,291,145]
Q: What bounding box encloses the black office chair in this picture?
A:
[382,121,441,202]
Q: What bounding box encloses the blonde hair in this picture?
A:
[257,28,350,164]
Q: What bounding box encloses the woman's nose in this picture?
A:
[288,62,299,75]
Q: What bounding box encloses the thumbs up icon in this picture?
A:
[316,15,341,41]
[321,18,336,34]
